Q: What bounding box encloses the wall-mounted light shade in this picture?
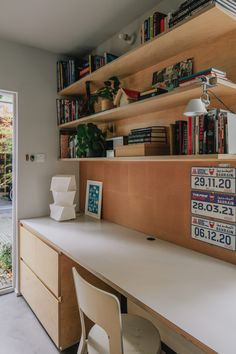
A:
[184,99,208,117]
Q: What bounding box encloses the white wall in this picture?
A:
[0,38,79,219]
[94,0,183,56]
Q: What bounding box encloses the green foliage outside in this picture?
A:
[0,115,12,191]
[0,242,12,271]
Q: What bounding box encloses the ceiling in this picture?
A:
[0,0,162,55]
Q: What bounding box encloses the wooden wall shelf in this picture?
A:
[58,4,236,97]
[59,79,236,129]
[60,154,236,162]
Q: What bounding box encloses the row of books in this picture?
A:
[56,98,87,125]
[57,52,118,91]
[80,53,118,79]
[179,67,227,87]
[140,11,168,43]
[57,59,81,92]
[128,126,168,144]
[169,0,236,28]
[60,131,77,159]
[170,109,235,155]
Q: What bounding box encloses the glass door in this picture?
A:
[0,92,14,293]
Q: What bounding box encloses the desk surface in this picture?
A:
[21,215,236,354]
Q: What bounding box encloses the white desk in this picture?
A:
[21,215,236,354]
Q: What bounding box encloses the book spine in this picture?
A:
[199,115,204,154]
[195,116,199,155]
[206,115,215,153]
[144,19,149,42]
[187,117,193,155]
[150,16,153,39]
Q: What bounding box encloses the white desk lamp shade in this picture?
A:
[184,99,208,116]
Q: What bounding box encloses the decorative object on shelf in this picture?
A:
[152,58,193,91]
[114,88,140,107]
[90,76,120,112]
[50,175,76,221]
[60,131,77,158]
[76,123,106,158]
[85,180,103,219]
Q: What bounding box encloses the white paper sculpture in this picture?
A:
[50,175,76,221]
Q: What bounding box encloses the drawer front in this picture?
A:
[20,260,59,347]
[20,226,59,297]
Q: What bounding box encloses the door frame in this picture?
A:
[0,89,18,295]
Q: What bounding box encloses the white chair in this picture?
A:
[72,267,163,354]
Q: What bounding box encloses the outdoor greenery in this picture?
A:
[76,123,106,158]
[0,242,12,271]
[0,113,13,192]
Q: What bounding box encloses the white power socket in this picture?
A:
[35,153,46,163]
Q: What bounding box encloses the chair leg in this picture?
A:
[77,338,88,354]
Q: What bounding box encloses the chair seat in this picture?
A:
[87,314,162,354]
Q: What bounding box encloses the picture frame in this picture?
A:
[152,58,193,91]
[85,180,103,219]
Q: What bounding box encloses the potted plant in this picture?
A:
[90,76,120,112]
[76,123,106,158]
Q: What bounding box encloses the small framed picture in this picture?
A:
[85,180,103,219]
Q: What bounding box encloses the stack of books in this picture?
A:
[179,68,227,87]
[141,11,168,43]
[169,0,236,28]
[128,126,168,144]
[170,109,236,155]
[56,98,87,125]
[139,87,168,101]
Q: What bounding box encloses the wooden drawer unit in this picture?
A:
[20,260,60,346]
[20,224,122,350]
[20,225,59,297]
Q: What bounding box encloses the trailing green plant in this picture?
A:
[90,76,120,105]
[76,123,106,158]
[0,242,12,272]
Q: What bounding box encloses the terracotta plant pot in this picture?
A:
[101,98,114,111]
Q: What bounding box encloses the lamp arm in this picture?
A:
[208,90,235,114]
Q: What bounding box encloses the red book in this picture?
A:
[160,18,165,33]
[187,116,193,155]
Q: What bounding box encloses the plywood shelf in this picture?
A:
[58,79,236,129]
[58,4,236,97]
[59,154,236,162]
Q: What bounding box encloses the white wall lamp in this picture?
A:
[118,32,136,45]
[184,77,211,117]
[184,76,234,117]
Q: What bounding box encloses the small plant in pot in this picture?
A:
[90,76,120,112]
[76,123,106,158]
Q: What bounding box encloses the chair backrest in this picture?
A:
[72,267,124,354]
